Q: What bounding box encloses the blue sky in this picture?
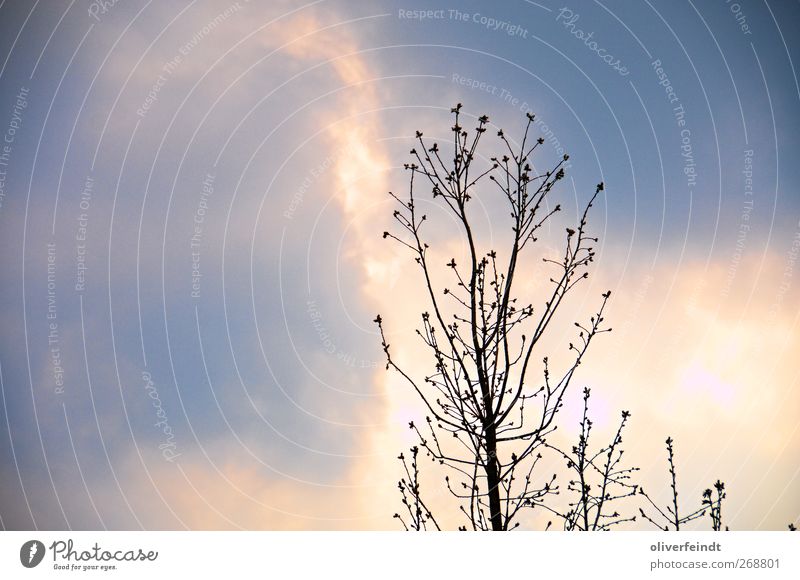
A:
[0,0,798,530]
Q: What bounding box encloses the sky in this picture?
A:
[0,0,798,530]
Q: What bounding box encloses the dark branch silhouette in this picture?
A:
[542,388,638,530]
[703,480,727,532]
[394,445,441,531]
[639,437,726,531]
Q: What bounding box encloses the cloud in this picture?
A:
[568,247,800,529]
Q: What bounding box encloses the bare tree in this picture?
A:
[394,445,441,531]
[542,387,639,530]
[376,104,609,531]
[639,437,727,531]
[703,480,727,531]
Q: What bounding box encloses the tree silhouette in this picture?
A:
[375,105,741,532]
[541,388,639,530]
[638,437,727,531]
[376,104,610,530]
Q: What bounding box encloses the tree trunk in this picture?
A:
[484,416,504,530]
